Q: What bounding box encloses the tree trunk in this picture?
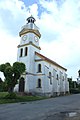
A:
[8,86,14,93]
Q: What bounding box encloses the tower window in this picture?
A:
[32,20,34,23]
[25,47,28,56]
[28,20,30,23]
[37,79,41,88]
[20,48,23,57]
[38,64,41,72]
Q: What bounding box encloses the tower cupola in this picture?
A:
[19,15,41,38]
[27,15,36,24]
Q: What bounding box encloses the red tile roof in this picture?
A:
[35,52,67,71]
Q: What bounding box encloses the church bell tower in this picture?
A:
[17,16,41,73]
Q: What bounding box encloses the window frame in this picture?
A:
[38,64,42,73]
[49,72,52,85]
[37,79,41,88]
[25,47,28,56]
[20,48,23,57]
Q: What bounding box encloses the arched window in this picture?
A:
[32,20,34,23]
[25,47,28,56]
[20,48,23,57]
[49,72,52,84]
[38,64,41,72]
[37,79,41,88]
[28,19,30,23]
[57,74,59,80]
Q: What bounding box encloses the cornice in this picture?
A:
[17,42,41,50]
[19,29,41,38]
[35,59,44,62]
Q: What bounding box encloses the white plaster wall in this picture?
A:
[17,41,41,93]
[34,60,45,93]
[20,33,39,47]
[17,46,69,95]
[34,58,68,95]
[20,34,29,45]
[14,84,19,92]
[17,36,69,95]
[17,45,40,70]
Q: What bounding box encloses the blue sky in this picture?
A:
[21,0,52,17]
[22,0,39,5]
[0,0,80,80]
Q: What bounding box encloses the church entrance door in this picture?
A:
[19,77,25,92]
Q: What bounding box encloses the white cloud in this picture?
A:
[0,0,26,61]
[38,0,80,80]
[0,0,80,80]
[0,0,29,79]
[28,4,38,17]
[0,0,30,36]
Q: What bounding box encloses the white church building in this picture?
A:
[14,16,69,96]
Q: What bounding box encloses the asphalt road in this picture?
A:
[0,94,80,120]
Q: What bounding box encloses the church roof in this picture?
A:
[35,52,67,71]
[27,15,36,22]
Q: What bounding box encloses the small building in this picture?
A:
[14,16,69,96]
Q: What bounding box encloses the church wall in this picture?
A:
[34,60,45,94]
[24,46,40,93]
[17,46,30,70]
[38,60,68,96]
[20,34,29,45]
[17,44,40,71]
[17,47,69,95]
[25,75,37,93]
[17,45,41,93]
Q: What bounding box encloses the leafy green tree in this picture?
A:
[0,78,3,92]
[0,62,26,93]
[0,81,8,92]
[0,77,3,83]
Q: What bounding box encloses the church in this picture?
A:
[14,16,69,96]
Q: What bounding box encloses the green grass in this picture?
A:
[0,92,47,104]
[0,92,8,98]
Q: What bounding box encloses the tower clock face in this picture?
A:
[22,35,27,41]
[34,36,38,42]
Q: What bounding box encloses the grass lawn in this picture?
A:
[0,92,47,104]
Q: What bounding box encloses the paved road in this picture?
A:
[0,94,80,120]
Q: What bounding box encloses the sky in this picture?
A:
[0,0,80,80]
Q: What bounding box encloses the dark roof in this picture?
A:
[35,52,67,71]
[27,15,36,21]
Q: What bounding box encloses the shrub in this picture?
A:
[70,88,80,94]
[4,92,17,99]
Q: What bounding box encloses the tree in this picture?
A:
[0,62,26,93]
[0,80,8,92]
[0,77,3,83]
